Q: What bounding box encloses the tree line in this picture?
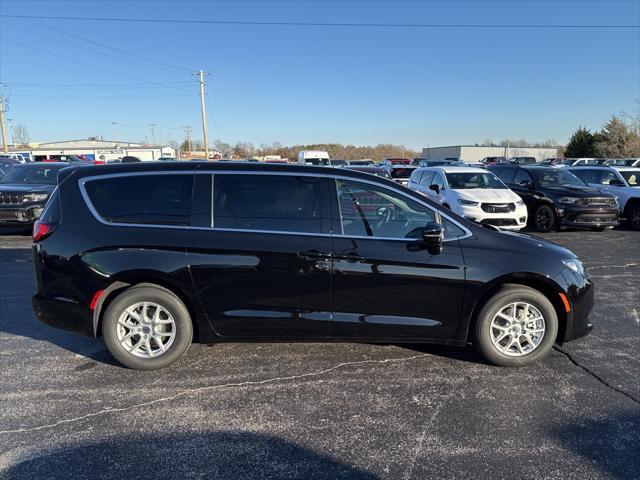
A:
[565,103,640,158]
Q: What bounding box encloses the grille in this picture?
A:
[480,218,518,226]
[579,197,616,207]
[0,193,24,205]
[575,214,617,224]
[481,203,515,213]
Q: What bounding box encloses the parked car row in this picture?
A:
[398,164,638,232]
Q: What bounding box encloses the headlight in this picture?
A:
[562,258,585,277]
[22,193,49,203]
[558,197,579,204]
[516,200,525,206]
[458,199,479,207]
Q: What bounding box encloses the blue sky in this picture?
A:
[0,0,639,150]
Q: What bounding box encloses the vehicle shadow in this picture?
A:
[4,430,380,480]
[394,343,483,364]
[549,411,640,480]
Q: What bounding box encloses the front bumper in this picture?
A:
[557,205,619,229]
[0,205,44,225]
[460,205,528,230]
[555,268,595,342]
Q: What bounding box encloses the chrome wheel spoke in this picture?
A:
[490,302,545,357]
[117,301,176,359]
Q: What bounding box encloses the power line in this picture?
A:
[0,37,192,92]
[0,14,638,28]
[9,94,195,99]
[0,19,194,76]
[0,82,194,88]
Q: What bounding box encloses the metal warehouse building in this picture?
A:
[422,145,559,163]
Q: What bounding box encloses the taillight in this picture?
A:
[33,220,57,242]
[93,160,105,165]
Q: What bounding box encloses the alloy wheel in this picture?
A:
[490,302,546,356]
[117,302,176,358]
[630,206,640,229]
[535,206,553,231]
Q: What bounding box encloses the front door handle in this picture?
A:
[333,253,367,263]
[298,250,332,260]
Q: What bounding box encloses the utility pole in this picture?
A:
[194,69,210,160]
[0,97,8,153]
[149,123,157,146]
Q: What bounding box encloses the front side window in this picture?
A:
[496,167,516,184]
[599,170,620,185]
[432,172,446,189]
[514,169,533,185]
[336,179,436,239]
[529,169,586,187]
[84,174,193,225]
[419,171,435,186]
[213,174,326,234]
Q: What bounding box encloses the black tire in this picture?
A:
[102,285,193,370]
[534,204,557,232]
[624,202,640,230]
[473,284,558,367]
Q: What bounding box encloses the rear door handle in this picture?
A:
[333,253,367,263]
[298,250,332,260]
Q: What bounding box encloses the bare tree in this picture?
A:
[13,123,30,146]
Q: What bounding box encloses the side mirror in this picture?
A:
[429,184,440,194]
[519,180,532,189]
[422,222,444,255]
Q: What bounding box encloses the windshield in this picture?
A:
[0,165,62,185]
[304,158,330,166]
[446,172,506,189]
[619,170,640,186]
[390,168,415,178]
[529,169,586,187]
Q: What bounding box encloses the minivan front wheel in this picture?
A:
[103,285,193,370]
[473,285,558,367]
[534,204,557,232]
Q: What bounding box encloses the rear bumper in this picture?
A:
[32,293,95,337]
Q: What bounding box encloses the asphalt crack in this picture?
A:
[0,352,432,435]
[553,346,639,404]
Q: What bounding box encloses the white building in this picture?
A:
[25,138,175,161]
[422,145,559,163]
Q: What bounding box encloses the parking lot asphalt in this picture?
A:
[0,230,638,479]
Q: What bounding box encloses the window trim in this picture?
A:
[78,169,472,241]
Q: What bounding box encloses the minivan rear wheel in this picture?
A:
[103,285,193,370]
[473,285,558,367]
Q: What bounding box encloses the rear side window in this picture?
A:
[213,174,327,234]
[84,174,193,225]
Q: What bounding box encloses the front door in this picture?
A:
[187,173,333,339]
[329,178,466,341]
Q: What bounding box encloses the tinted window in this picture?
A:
[496,167,516,184]
[446,172,506,189]
[514,169,533,185]
[529,169,585,187]
[40,187,61,223]
[85,174,193,225]
[213,175,326,234]
[336,180,435,239]
[572,169,599,184]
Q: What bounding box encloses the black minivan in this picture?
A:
[32,163,594,369]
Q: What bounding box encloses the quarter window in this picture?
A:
[84,174,193,225]
[213,174,326,234]
[336,180,436,239]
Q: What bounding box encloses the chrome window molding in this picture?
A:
[77,169,472,241]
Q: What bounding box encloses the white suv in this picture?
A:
[408,166,528,230]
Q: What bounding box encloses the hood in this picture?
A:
[541,185,613,198]
[485,228,577,263]
[454,188,521,203]
[0,183,55,194]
